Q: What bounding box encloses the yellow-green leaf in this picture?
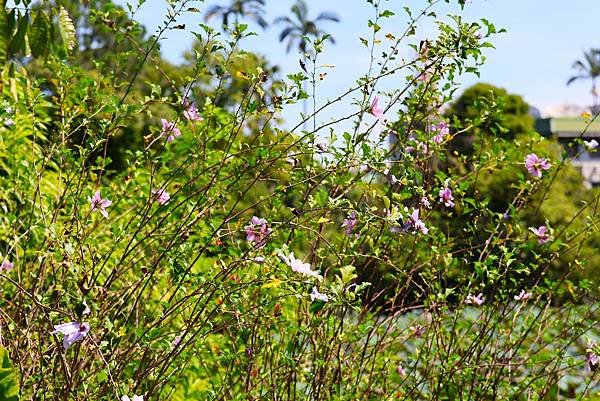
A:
[58,6,76,54]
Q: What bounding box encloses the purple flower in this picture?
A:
[151,188,170,205]
[529,225,550,244]
[310,287,329,302]
[183,104,203,122]
[278,251,323,281]
[465,293,484,306]
[52,321,90,349]
[438,187,454,208]
[161,118,182,142]
[370,96,385,121]
[88,190,112,218]
[514,289,532,301]
[244,216,272,248]
[1,259,13,271]
[524,153,551,178]
[341,211,358,235]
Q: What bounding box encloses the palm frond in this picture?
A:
[316,12,340,23]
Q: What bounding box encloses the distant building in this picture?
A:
[536,117,600,187]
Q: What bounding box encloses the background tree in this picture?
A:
[204,0,268,29]
[567,48,600,108]
[274,0,339,54]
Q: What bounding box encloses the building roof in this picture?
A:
[536,117,600,138]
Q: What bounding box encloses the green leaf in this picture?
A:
[0,0,8,65]
[339,265,357,284]
[58,6,76,54]
[30,11,49,59]
[0,346,19,401]
[8,12,29,56]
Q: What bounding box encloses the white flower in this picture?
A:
[310,287,329,302]
[122,395,144,401]
[584,139,599,151]
[278,251,323,281]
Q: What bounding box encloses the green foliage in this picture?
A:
[0,1,597,400]
[0,347,19,401]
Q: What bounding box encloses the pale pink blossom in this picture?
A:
[244,216,272,248]
[161,118,182,142]
[151,188,170,205]
[370,96,385,121]
[409,208,428,234]
[524,153,551,178]
[183,104,203,122]
[88,191,112,218]
[514,290,532,301]
[1,259,13,271]
[438,187,454,208]
[465,293,484,306]
[396,364,407,376]
[529,225,550,244]
[586,345,599,372]
[310,287,329,302]
[278,251,323,281]
[52,321,90,349]
[410,324,426,337]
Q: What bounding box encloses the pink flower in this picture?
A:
[52,321,90,349]
[161,118,182,142]
[151,188,170,205]
[341,211,358,235]
[529,225,550,244]
[396,364,407,376]
[278,251,323,281]
[514,289,532,301]
[88,190,112,218]
[183,104,203,122]
[1,259,13,271]
[370,96,385,121]
[438,187,454,208]
[418,68,432,82]
[465,293,484,306]
[310,287,329,302]
[409,208,428,234]
[244,216,272,248]
[524,153,551,178]
[586,345,599,372]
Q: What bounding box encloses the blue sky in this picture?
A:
[116,0,599,127]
